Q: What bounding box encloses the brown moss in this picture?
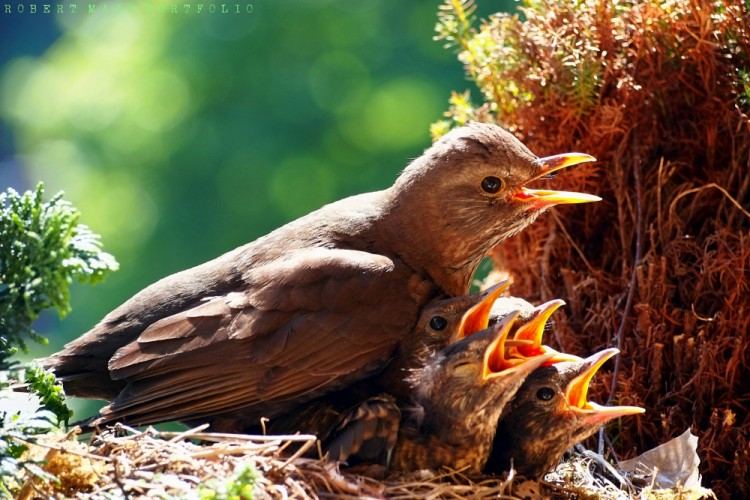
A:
[436,1,749,497]
[42,444,103,495]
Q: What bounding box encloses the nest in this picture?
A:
[10,425,712,499]
[444,1,750,497]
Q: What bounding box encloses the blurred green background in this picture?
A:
[0,0,514,419]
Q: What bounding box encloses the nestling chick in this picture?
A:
[484,348,645,477]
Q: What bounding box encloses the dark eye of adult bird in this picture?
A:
[536,387,555,401]
[429,316,448,331]
[481,176,504,194]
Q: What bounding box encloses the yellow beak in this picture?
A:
[453,280,511,342]
[512,152,601,206]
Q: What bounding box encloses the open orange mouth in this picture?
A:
[509,299,582,364]
[452,280,511,343]
[482,311,554,381]
[564,348,645,423]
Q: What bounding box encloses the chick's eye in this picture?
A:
[536,387,555,401]
[481,176,504,194]
[429,316,448,331]
[452,360,476,377]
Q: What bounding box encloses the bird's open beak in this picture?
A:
[564,348,645,423]
[512,153,601,206]
[510,299,582,364]
[453,280,511,342]
[483,311,554,381]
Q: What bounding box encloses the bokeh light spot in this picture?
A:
[308,51,371,114]
[130,70,190,132]
[342,77,441,152]
[268,156,336,220]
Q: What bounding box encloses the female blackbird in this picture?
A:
[323,313,556,473]
[484,348,645,477]
[43,122,598,430]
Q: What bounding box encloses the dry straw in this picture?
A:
[11,425,711,498]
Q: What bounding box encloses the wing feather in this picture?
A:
[96,248,430,426]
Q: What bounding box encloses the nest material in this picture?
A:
[451,1,750,498]
[11,426,712,499]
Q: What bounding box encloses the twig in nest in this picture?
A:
[580,448,630,491]
[156,429,317,443]
[112,456,130,500]
[10,436,112,462]
[279,438,317,469]
[167,423,210,442]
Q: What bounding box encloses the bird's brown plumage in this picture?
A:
[43,122,597,429]
[262,282,511,439]
[322,314,555,473]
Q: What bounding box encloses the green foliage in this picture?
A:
[0,184,115,495]
[23,365,73,428]
[435,0,477,51]
[199,463,258,500]
[432,0,606,135]
[736,68,750,112]
[0,337,18,374]
[0,366,71,495]
[0,183,118,351]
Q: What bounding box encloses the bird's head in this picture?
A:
[386,122,599,295]
[497,348,645,470]
[409,280,512,362]
[410,312,554,431]
[379,280,514,400]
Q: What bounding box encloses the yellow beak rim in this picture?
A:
[453,280,512,342]
[565,348,645,422]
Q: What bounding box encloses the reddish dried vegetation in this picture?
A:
[435,1,750,496]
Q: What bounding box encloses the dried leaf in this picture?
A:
[619,429,701,489]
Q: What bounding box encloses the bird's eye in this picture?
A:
[452,360,476,377]
[536,387,555,401]
[429,316,448,331]
[481,176,504,194]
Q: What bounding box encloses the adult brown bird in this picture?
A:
[321,313,556,473]
[43,122,598,430]
[484,348,645,477]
